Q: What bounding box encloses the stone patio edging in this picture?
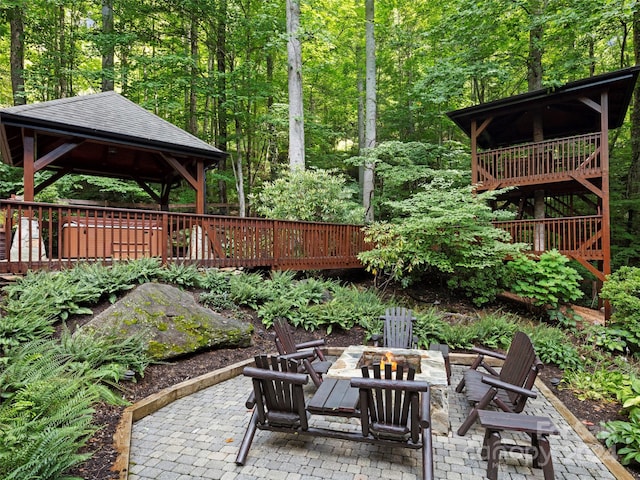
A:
[113,349,632,480]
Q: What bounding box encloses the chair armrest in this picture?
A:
[243,366,309,385]
[280,351,316,361]
[295,339,326,350]
[481,375,537,399]
[245,391,256,409]
[472,346,507,361]
[351,377,430,393]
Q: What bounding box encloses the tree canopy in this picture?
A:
[1,0,640,264]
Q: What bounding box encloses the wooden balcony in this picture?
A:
[493,215,604,262]
[474,133,602,191]
[0,200,367,274]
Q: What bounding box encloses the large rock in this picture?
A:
[80,283,253,360]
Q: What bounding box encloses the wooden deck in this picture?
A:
[474,133,602,191]
[0,200,367,274]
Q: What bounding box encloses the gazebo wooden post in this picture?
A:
[196,159,205,215]
[600,91,611,321]
[23,129,35,202]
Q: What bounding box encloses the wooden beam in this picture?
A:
[579,96,602,114]
[34,140,83,171]
[572,256,605,282]
[160,153,198,190]
[569,173,603,198]
[34,168,72,195]
[134,178,162,204]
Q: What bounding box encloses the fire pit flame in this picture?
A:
[379,351,398,371]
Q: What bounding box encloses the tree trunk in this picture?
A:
[216,0,228,204]
[529,0,545,251]
[357,44,365,195]
[188,15,199,135]
[101,0,115,92]
[286,0,305,170]
[8,6,26,105]
[626,8,640,256]
[363,0,376,222]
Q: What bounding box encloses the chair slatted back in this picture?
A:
[244,355,309,430]
[382,307,416,349]
[355,363,426,444]
[273,318,297,355]
[499,331,542,410]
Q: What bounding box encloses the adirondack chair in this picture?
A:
[373,307,418,348]
[352,363,434,480]
[236,355,434,480]
[273,317,332,387]
[455,331,544,436]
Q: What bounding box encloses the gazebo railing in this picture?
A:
[493,215,603,259]
[0,200,367,273]
[475,133,602,189]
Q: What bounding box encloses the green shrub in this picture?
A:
[358,177,525,301]
[506,250,583,310]
[600,266,640,353]
[251,167,364,224]
[157,263,203,288]
[526,325,583,370]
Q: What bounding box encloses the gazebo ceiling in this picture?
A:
[447,66,640,149]
[0,91,226,185]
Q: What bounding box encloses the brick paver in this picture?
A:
[129,365,618,479]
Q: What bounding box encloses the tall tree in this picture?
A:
[7,2,25,105]
[101,0,114,91]
[363,0,376,222]
[287,0,305,169]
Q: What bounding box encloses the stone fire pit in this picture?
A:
[328,345,450,435]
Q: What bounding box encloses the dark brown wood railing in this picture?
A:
[493,215,603,260]
[475,133,602,189]
[0,200,367,274]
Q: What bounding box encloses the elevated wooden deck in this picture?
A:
[474,133,602,191]
[0,200,367,274]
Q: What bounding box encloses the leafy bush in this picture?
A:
[526,325,583,371]
[599,374,640,465]
[506,250,583,311]
[251,167,364,224]
[157,262,203,288]
[600,266,640,354]
[358,177,525,303]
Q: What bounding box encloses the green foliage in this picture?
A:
[599,375,640,465]
[526,325,583,371]
[359,177,525,302]
[600,267,640,354]
[251,168,364,224]
[562,368,626,402]
[157,263,203,288]
[506,250,583,310]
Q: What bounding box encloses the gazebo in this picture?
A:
[0,91,226,214]
[447,66,640,306]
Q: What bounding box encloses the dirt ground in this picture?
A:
[64,275,640,480]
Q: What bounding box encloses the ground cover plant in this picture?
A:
[3,260,640,478]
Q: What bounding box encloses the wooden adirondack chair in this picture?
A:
[373,307,418,349]
[236,355,434,480]
[352,364,434,480]
[455,331,543,436]
[273,317,331,387]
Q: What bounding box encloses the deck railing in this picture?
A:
[493,215,603,259]
[0,200,367,273]
[475,133,602,189]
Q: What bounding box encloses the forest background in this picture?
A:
[2,0,640,269]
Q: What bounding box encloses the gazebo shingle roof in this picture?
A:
[0,91,223,159]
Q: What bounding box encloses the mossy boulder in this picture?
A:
[80,282,253,360]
